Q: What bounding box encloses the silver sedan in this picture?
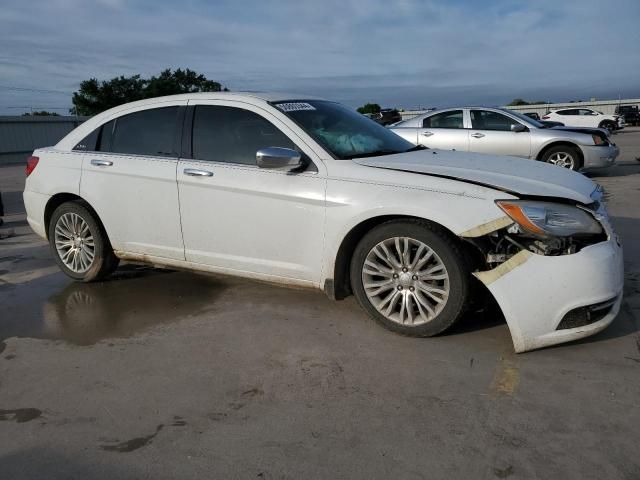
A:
[390,107,619,170]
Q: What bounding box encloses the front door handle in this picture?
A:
[471,133,485,138]
[184,168,213,177]
[91,159,113,167]
[422,131,434,137]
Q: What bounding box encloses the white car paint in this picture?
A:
[24,92,624,353]
[543,108,621,130]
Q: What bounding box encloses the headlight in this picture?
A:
[496,200,602,237]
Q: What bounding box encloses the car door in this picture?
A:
[176,101,326,283]
[416,109,469,151]
[468,109,531,157]
[79,103,186,260]
[554,109,580,127]
[578,109,598,127]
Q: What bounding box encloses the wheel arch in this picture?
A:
[327,214,477,300]
[536,141,584,165]
[44,193,108,241]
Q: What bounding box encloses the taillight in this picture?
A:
[26,156,39,177]
[542,115,550,119]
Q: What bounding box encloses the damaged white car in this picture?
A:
[23,93,624,352]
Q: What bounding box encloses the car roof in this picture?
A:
[54,91,327,151]
[108,91,328,106]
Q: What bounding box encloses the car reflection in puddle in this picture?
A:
[41,266,228,345]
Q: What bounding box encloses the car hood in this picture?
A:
[550,126,609,137]
[353,149,597,204]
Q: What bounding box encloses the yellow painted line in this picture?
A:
[490,355,520,397]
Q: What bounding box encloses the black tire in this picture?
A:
[599,121,616,133]
[541,145,583,171]
[349,219,471,337]
[48,201,119,282]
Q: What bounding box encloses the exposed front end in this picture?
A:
[464,193,624,352]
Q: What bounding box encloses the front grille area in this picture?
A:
[556,297,617,330]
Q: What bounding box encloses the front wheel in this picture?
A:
[350,220,471,337]
[48,201,119,282]
[599,121,616,134]
[542,145,582,171]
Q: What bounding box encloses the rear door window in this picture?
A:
[191,105,297,165]
[470,110,521,131]
[423,110,464,129]
[108,107,179,157]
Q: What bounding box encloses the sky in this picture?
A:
[1,0,639,114]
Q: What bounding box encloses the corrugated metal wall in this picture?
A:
[0,116,88,165]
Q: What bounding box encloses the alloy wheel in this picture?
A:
[54,212,96,273]
[548,152,575,169]
[361,237,450,326]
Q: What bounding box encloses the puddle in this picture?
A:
[0,265,228,345]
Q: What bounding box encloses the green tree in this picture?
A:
[357,103,381,115]
[507,98,529,106]
[70,68,228,116]
[22,111,61,116]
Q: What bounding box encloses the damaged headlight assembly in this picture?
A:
[470,200,607,265]
[496,200,602,238]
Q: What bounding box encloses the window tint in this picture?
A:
[423,110,464,129]
[470,110,521,131]
[73,127,100,151]
[557,109,579,116]
[192,105,296,165]
[109,107,179,157]
[579,109,595,116]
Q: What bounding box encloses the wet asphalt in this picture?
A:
[1,131,639,479]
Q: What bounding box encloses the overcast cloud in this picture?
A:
[1,0,639,114]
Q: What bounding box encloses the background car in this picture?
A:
[543,108,622,132]
[523,112,540,120]
[615,105,640,126]
[390,106,618,170]
[370,108,402,126]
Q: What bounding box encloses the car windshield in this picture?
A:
[505,109,546,128]
[272,100,417,159]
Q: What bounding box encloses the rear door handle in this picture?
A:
[91,159,113,167]
[471,133,485,138]
[422,131,434,137]
[184,168,213,177]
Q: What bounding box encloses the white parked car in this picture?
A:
[23,93,624,353]
[543,108,623,132]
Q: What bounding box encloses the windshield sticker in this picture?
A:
[276,102,316,112]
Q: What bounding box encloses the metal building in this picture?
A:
[0,116,87,166]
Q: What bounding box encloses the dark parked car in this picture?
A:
[615,105,640,126]
[371,108,402,126]
[540,120,565,128]
[523,113,564,127]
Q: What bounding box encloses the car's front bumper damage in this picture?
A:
[582,144,619,169]
[463,201,624,353]
[475,237,623,352]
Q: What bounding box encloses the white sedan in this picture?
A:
[23,92,624,353]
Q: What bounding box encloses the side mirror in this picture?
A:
[256,147,302,171]
[511,123,527,132]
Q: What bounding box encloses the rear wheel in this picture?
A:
[48,201,119,282]
[350,220,470,337]
[542,145,582,171]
